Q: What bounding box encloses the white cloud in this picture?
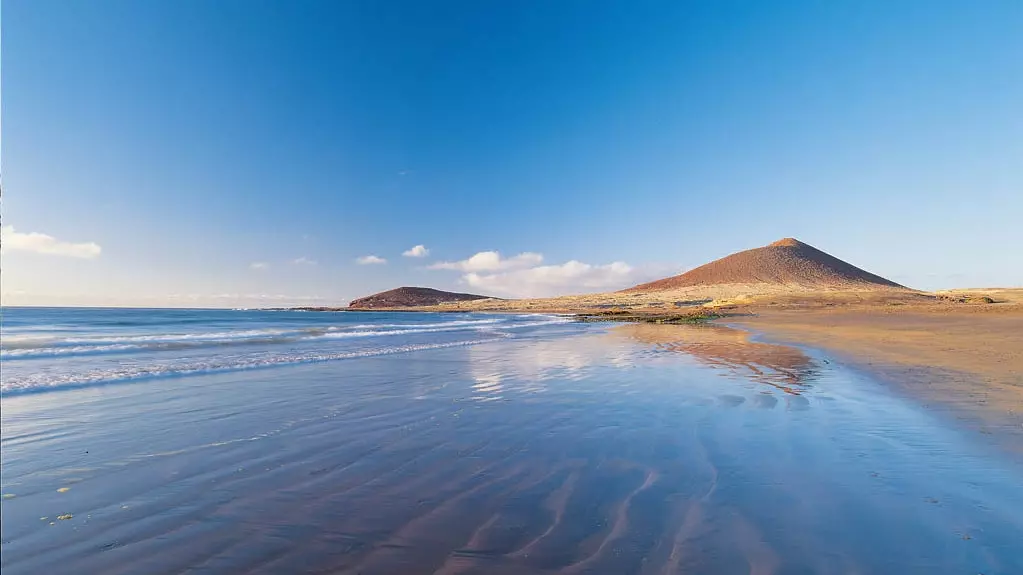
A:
[429,251,543,272]
[462,260,643,298]
[1,225,101,259]
[292,256,318,265]
[402,244,430,258]
[426,249,669,297]
[250,262,269,270]
[356,255,387,265]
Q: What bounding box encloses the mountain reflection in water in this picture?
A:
[611,323,819,395]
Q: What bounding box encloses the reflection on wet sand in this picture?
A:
[466,335,634,401]
[3,326,1022,574]
[611,323,819,394]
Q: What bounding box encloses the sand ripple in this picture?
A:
[3,328,1022,574]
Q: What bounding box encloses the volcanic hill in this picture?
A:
[626,238,906,293]
[348,287,492,309]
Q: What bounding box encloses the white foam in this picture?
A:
[1,337,507,395]
[1,317,568,359]
[336,318,505,330]
[1,344,142,359]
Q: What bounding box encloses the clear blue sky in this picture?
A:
[3,0,1021,307]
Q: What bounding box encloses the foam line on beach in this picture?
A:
[1,318,573,360]
[1,337,506,395]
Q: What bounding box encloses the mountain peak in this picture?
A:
[767,237,804,248]
[624,239,906,292]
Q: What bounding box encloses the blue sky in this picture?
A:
[3,0,1021,307]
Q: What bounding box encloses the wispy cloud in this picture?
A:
[250,262,270,270]
[428,251,543,272]
[402,244,430,257]
[1,225,102,259]
[356,255,387,265]
[292,256,318,265]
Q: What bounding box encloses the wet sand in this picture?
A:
[3,324,1023,574]
[732,307,1023,453]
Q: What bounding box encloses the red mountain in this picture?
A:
[625,238,905,292]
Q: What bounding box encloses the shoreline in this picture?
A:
[728,307,1023,456]
[553,302,1023,455]
[280,300,1023,453]
[5,306,1023,573]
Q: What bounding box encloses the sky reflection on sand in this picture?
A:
[2,323,1022,574]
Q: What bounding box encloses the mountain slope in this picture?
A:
[348,287,493,309]
[625,238,906,292]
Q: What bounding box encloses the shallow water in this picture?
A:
[2,311,1022,574]
[0,308,570,393]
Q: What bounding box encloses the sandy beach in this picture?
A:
[732,304,1023,454]
[4,309,1023,574]
[424,288,1023,455]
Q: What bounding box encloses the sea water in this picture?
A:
[0,307,573,394]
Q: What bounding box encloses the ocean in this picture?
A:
[2,307,1022,573]
[0,307,575,394]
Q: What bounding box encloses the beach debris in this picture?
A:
[57,487,71,493]
[57,513,74,521]
[1,493,16,499]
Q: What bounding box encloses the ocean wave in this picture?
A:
[2,344,145,358]
[1,337,506,395]
[1,317,569,360]
[336,318,505,330]
[1,328,300,348]
[498,318,574,329]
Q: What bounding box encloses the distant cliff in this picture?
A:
[348,287,493,309]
